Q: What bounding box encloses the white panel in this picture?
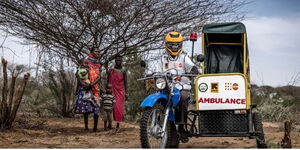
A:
[196,75,246,110]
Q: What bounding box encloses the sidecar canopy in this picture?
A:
[202,22,248,75]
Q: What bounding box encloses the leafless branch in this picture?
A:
[0,32,8,48]
[0,0,246,64]
[287,71,300,86]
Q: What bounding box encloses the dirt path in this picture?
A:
[0,117,299,148]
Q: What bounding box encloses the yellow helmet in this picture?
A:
[165,32,183,56]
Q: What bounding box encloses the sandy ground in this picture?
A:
[0,117,299,148]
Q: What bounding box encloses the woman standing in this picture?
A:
[74,47,102,132]
[108,56,127,133]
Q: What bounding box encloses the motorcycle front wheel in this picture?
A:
[139,103,179,148]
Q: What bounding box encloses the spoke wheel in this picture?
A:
[140,103,179,148]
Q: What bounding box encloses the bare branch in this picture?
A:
[0,0,246,63]
[287,71,300,86]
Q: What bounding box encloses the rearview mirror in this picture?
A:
[197,54,205,62]
[140,60,146,68]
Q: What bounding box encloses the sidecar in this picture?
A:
[190,22,267,148]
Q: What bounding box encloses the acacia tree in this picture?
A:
[0,0,245,63]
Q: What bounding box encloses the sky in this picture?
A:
[243,0,300,86]
[0,0,300,87]
[185,0,300,87]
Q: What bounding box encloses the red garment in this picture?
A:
[86,54,101,98]
[109,68,126,122]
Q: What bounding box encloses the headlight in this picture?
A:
[155,78,166,90]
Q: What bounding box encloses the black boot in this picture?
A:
[175,100,188,125]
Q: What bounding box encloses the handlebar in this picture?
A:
[137,76,158,81]
[137,73,198,81]
[180,74,198,77]
[137,68,199,81]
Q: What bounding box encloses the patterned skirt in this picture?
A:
[74,87,100,116]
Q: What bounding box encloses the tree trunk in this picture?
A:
[8,73,30,128]
[281,120,293,148]
[0,58,30,129]
[7,72,17,119]
[0,58,8,128]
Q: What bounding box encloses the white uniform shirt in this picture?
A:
[151,52,196,90]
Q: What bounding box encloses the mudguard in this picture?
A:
[140,93,168,107]
[140,92,178,122]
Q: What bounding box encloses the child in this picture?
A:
[101,83,115,131]
[77,59,90,84]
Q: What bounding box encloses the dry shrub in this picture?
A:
[291,103,300,125]
[253,84,299,122]
[14,117,47,130]
[257,98,292,122]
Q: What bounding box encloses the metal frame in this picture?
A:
[185,108,259,138]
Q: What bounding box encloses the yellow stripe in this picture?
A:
[243,33,251,109]
[195,75,199,110]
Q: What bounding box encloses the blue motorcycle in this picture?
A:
[138,68,196,148]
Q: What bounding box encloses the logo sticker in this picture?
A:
[225,83,239,91]
[232,83,239,90]
[178,63,183,68]
[198,83,208,92]
[164,63,168,69]
[211,82,219,93]
[225,83,232,90]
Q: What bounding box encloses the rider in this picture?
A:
[152,31,199,132]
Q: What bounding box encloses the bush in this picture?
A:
[123,54,147,122]
[252,84,299,122]
[257,98,293,122]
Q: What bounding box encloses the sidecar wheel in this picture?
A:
[253,113,267,148]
